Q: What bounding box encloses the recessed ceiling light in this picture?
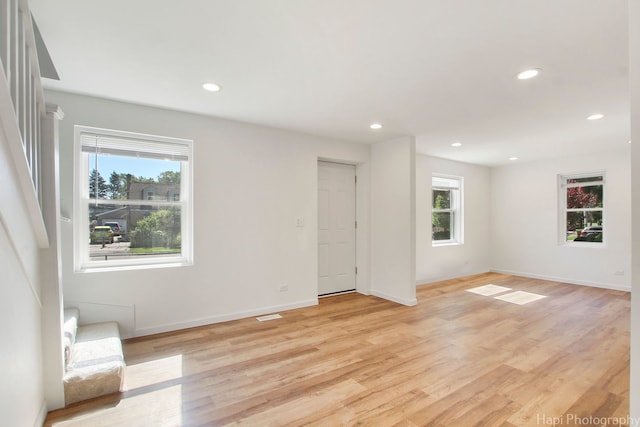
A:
[517,68,541,80]
[203,82,221,92]
[509,156,519,161]
[587,113,604,121]
[451,142,463,147]
[370,123,382,130]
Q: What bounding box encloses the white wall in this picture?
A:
[629,0,639,417]
[46,90,371,337]
[490,149,631,290]
[370,136,417,305]
[416,155,491,284]
[0,125,46,425]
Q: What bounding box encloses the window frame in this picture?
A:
[73,125,194,272]
[559,172,605,247]
[431,174,464,246]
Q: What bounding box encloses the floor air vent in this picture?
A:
[256,314,282,322]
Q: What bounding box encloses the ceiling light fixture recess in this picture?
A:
[203,82,221,92]
[451,142,463,147]
[516,68,541,80]
[587,113,604,121]
[370,123,382,130]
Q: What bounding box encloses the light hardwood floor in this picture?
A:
[44,273,630,426]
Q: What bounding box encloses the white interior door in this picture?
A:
[318,161,356,296]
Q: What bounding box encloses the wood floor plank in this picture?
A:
[44,273,630,426]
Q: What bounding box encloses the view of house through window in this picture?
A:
[561,174,604,244]
[432,175,463,245]
[76,126,193,270]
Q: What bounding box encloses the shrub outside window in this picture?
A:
[560,173,604,244]
[432,175,463,245]
[74,126,193,271]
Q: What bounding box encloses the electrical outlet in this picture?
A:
[279,284,288,292]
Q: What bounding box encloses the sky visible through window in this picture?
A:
[90,154,180,180]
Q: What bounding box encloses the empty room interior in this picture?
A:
[2,0,640,426]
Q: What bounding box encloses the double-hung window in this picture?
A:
[432,175,463,245]
[560,173,604,244]
[74,126,193,271]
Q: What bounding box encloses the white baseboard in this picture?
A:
[370,289,417,306]
[133,299,318,337]
[489,269,631,292]
[415,268,494,287]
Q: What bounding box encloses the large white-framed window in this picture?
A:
[432,174,463,246]
[74,125,193,271]
[559,172,604,245]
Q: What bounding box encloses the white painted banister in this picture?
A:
[0,0,49,247]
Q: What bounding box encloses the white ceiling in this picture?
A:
[29,0,629,166]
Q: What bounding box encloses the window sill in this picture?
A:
[432,241,463,247]
[562,241,607,249]
[76,258,192,274]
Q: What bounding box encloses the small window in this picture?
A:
[432,175,463,245]
[75,126,193,271]
[560,173,604,244]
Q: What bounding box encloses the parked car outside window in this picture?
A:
[575,226,603,242]
[90,226,114,244]
[103,222,121,236]
[580,225,602,236]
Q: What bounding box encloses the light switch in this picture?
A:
[296,217,305,227]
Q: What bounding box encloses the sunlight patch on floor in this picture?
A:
[50,385,184,426]
[466,284,512,296]
[125,354,184,390]
[120,384,184,426]
[494,291,547,305]
[467,285,547,305]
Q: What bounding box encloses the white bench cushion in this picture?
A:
[64,321,125,405]
[62,308,79,366]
